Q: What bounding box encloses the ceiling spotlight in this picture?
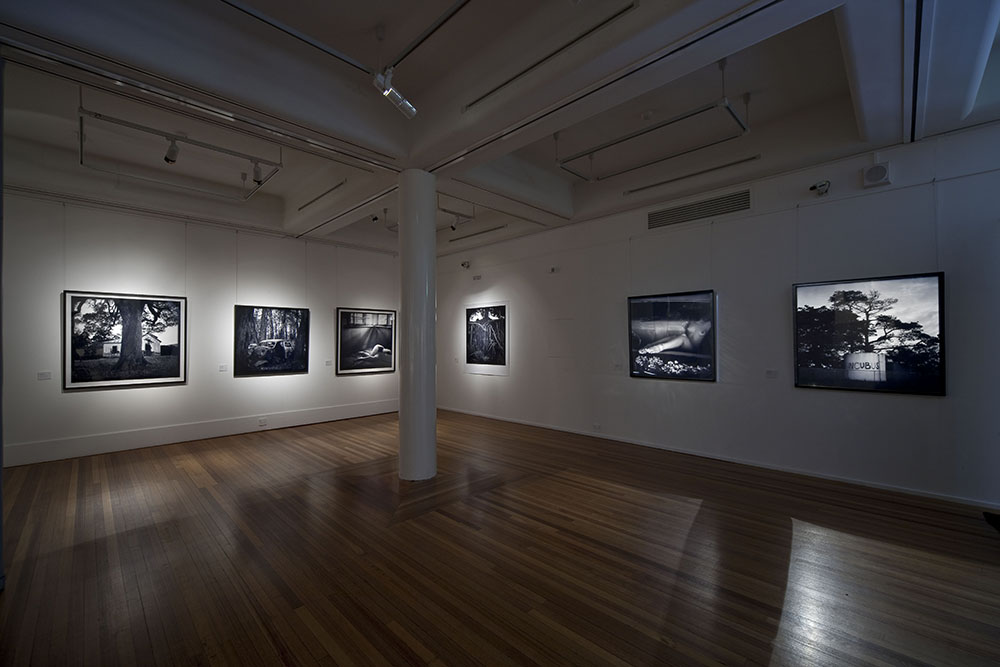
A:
[373,67,417,119]
[809,180,831,196]
[252,162,263,185]
[164,139,179,164]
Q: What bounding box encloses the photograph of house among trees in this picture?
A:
[794,273,944,395]
[234,305,309,377]
[65,291,186,389]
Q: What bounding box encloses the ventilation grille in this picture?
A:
[647,189,750,229]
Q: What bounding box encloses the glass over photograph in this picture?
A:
[234,305,309,377]
[64,291,186,390]
[794,272,944,394]
[628,290,716,381]
[466,304,507,366]
[336,308,396,375]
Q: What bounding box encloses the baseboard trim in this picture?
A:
[3,399,399,467]
[437,405,1000,511]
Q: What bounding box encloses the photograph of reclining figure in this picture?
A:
[336,308,396,375]
[628,290,716,381]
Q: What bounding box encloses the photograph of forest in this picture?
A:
[794,273,944,394]
[466,304,507,371]
[628,291,716,381]
[337,308,395,375]
[65,291,186,389]
[234,305,309,377]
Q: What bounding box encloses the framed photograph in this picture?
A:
[794,272,944,395]
[466,302,508,375]
[336,307,396,375]
[64,291,187,390]
[628,290,716,381]
[234,305,309,377]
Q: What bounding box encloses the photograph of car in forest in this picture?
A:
[234,305,309,377]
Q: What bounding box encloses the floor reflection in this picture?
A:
[659,498,792,665]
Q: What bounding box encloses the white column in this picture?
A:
[398,169,437,480]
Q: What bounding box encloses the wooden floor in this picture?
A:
[2,411,998,666]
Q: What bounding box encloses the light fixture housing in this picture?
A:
[373,68,417,119]
[164,139,179,164]
[252,161,263,185]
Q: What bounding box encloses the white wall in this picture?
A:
[437,123,1000,508]
[3,196,400,465]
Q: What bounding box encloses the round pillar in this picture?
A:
[397,169,437,480]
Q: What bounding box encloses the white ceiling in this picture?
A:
[3,0,1000,256]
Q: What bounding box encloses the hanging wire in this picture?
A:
[718,58,727,99]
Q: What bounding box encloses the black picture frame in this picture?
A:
[793,272,945,395]
[628,290,716,381]
[336,307,396,375]
[64,290,187,390]
[233,305,310,377]
[465,302,509,375]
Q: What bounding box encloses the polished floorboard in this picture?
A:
[2,410,998,666]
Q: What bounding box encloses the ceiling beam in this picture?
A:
[912,0,1000,140]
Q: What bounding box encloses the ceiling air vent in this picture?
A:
[647,189,750,229]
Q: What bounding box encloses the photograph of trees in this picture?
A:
[65,291,185,389]
[795,273,944,394]
[466,305,506,366]
[629,291,716,381]
[337,308,395,375]
[234,305,309,377]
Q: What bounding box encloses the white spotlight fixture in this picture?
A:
[373,67,417,119]
[164,139,179,164]
[252,161,263,185]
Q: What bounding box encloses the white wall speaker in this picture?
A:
[862,162,892,188]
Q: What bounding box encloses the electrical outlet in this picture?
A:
[325,360,333,366]
[592,423,602,432]
[258,417,267,427]
[219,364,228,372]
[37,371,52,381]
[765,369,778,379]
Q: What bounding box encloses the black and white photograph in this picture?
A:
[336,308,396,375]
[794,273,944,394]
[64,291,186,390]
[234,305,310,377]
[628,291,716,381]
[466,303,508,375]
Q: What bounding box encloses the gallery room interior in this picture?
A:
[1,0,999,664]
